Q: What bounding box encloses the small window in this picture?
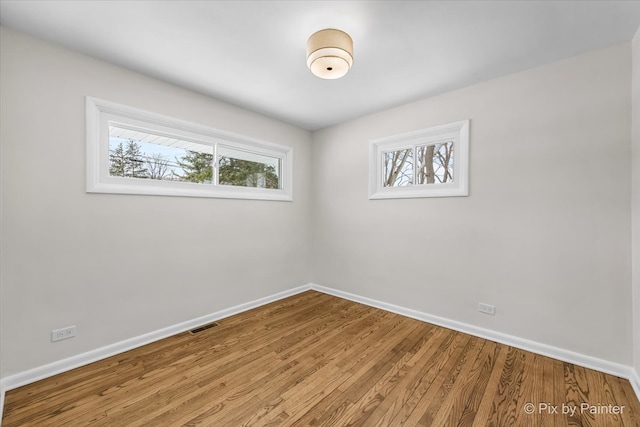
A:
[87,97,293,201]
[369,120,469,199]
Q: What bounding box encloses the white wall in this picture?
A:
[1,23,636,383]
[0,27,312,378]
[633,28,640,373]
[312,44,633,364]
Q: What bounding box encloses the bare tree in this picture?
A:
[383,142,454,187]
[418,142,454,184]
[432,142,454,183]
[384,149,413,187]
[146,153,170,180]
[417,145,436,184]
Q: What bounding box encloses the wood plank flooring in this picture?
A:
[3,291,639,426]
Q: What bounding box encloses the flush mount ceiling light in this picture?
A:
[306,28,353,80]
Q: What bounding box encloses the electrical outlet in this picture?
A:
[478,303,496,315]
[51,326,76,342]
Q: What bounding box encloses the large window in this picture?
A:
[87,97,293,201]
[369,120,469,199]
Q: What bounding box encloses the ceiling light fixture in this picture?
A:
[306,28,353,80]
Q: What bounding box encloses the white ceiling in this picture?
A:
[1,1,640,130]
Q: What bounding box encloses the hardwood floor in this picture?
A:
[3,291,639,426]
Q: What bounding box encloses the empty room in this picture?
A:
[2,1,640,425]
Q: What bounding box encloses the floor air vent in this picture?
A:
[189,322,219,335]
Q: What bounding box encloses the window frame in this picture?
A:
[368,120,470,199]
[86,97,293,201]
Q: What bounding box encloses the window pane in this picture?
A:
[416,141,454,184]
[108,125,214,184]
[383,148,413,187]
[218,146,281,189]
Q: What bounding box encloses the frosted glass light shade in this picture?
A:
[306,29,353,79]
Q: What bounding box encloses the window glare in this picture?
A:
[218,147,281,189]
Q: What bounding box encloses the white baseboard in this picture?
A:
[309,283,639,392]
[0,284,312,423]
[630,368,640,401]
[2,282,639,424]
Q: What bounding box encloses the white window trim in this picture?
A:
[368,119,470,199]
[86,97,293,201]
